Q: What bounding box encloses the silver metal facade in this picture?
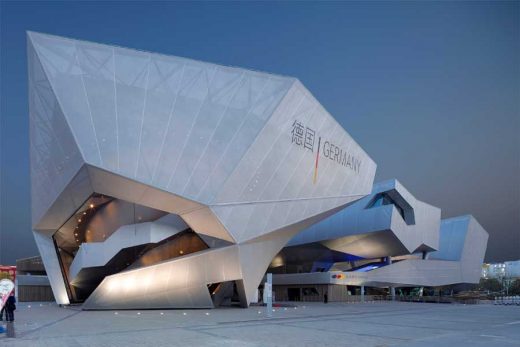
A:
[287,179,441,257]
[28,32,376,309]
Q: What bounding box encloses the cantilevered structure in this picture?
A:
[28,32,376,309]
[269,180,488,299]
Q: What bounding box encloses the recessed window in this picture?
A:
[367,193,406,221]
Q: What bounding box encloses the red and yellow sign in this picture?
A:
[0,266,16,282]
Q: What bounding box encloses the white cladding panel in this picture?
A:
[33,231,70,305]
[83,246,243,309]
[215,80,376,204]
[28,32,297,206]
[287,179,440,256]
[28,39,84,227]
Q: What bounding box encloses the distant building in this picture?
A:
[482,260,520,279]
[16,256,54,302]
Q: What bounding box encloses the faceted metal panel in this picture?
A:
[83,246,242,310]
[459,217,489,282]
[211,196,363,243]
[215,81,375,204]
[28,38,84,227]
[430,215,488,283]
[28,32,300,206]
[322,230,409,259]
[272,259,463,287]
[34,165,94,233]
[429,216,470,261]
[33,231,70,305]
[287,179,440,256]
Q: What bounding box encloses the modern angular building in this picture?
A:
[28,32,376,309]
[28,32,487,309]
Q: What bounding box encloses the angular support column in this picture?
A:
[235,279,249,308]
[386,256,395,301]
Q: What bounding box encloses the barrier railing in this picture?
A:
[494,296,520,305]
[371,295,481,304]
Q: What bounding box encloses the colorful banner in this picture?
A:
[0,266,16,311]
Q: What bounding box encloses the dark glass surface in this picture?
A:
[367,193,406,220]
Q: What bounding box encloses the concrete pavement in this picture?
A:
[1,301,519,346]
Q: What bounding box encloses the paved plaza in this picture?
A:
[1,301,519,346]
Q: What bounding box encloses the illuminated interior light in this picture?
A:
[89,204,94,208]
[78,219,82,223]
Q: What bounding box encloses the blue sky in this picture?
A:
[1,1,519,263]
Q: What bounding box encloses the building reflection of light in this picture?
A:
[270,255,284,267]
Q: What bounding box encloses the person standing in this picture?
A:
[5,292,16,322]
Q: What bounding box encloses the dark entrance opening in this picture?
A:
[288,287,301,301]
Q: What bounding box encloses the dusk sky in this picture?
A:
[1,1,519,264]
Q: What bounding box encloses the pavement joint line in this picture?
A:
[17,310,83,338]
[329,319,467,332]
[191,319,411,344]
[347,316,520,335]
[187,312,447,332]
[7,325,191,342]
[187,308,439,329]
[276,322,411,342]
